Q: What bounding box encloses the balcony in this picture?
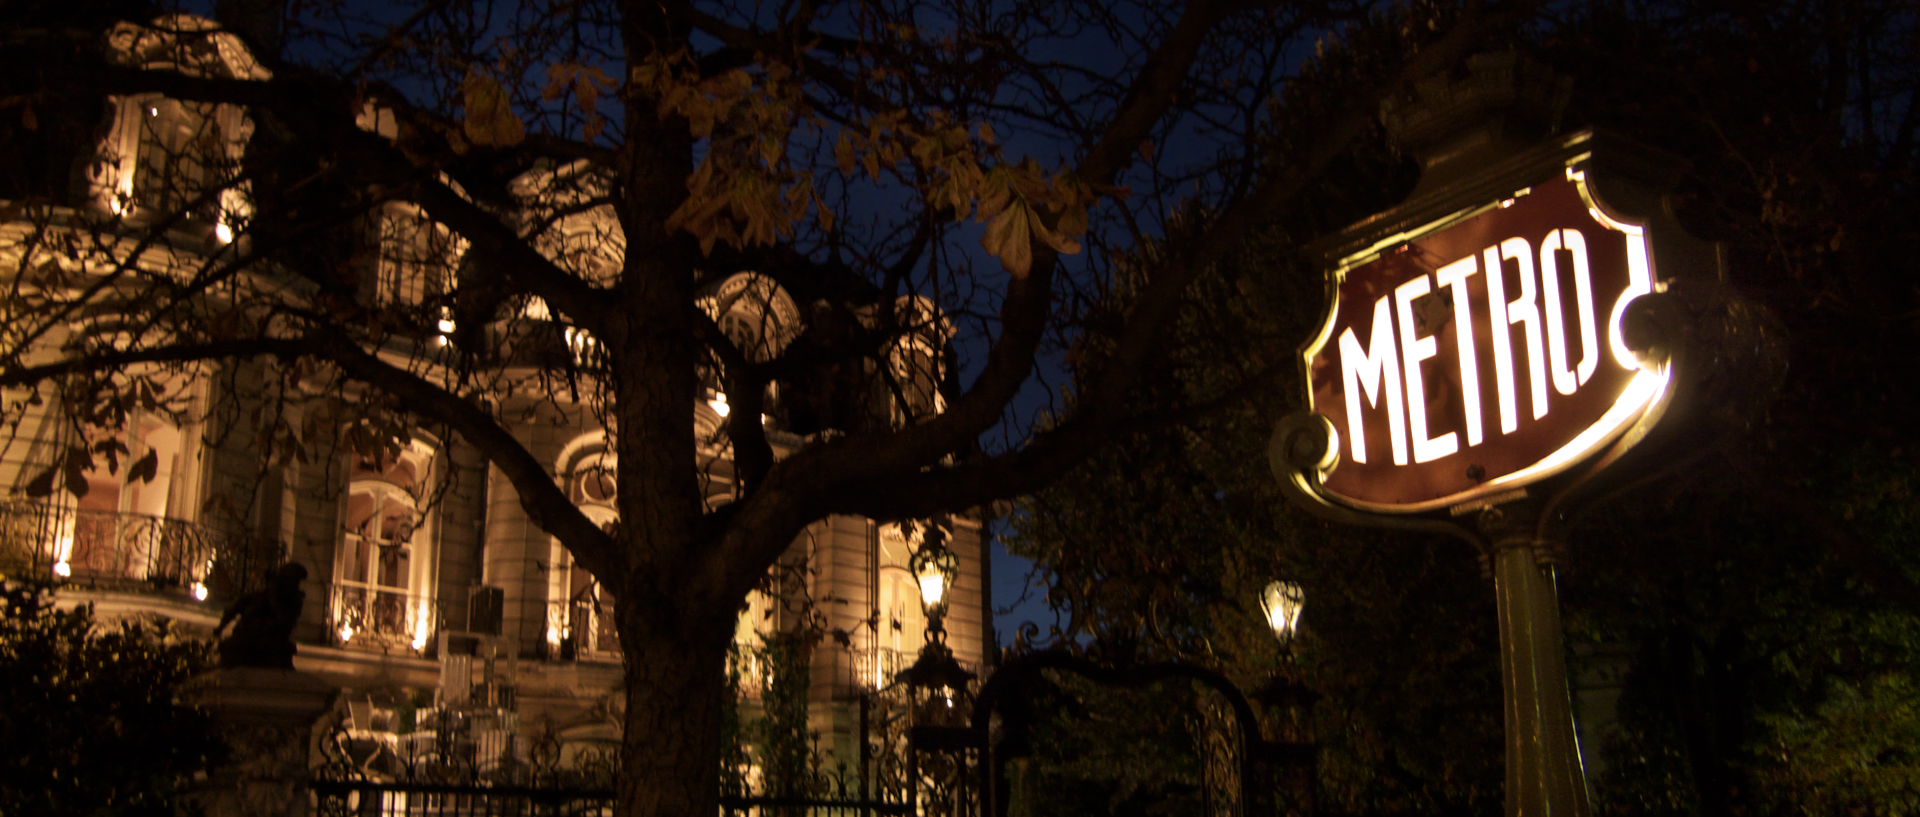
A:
[330,583,441,654]
[850,646,982,695]
[541,596,620,662]
[0,500,276,601]
[854,647,921,693]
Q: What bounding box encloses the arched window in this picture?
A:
[547,439,619,659]
[333,439,438,651]
[75,388,198,522]
[730,581,775,692]
[374,208,459,308]
[47,367,207,591]
[720,309,763,359]
[92,16,264,235]
[883,297,951,427]
[696,273,800,423]
[130,97,224,221]
[886,337,944,426]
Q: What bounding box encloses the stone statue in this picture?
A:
[214,562,308,669]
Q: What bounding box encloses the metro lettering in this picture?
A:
[1338,296,1408,466]
[1540,229,1598,395]
[1434,256,1484,446]
[1337,228,1611,467]
[1395,274,1456,464]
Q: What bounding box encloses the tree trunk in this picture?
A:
[615,595,731,817]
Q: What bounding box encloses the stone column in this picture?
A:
[184,668,337,817]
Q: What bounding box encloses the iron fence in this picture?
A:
[311,783,914,817]
[311,779,612,817]
[312,682,922,817]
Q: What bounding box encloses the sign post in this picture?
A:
[1269,54,1723,817]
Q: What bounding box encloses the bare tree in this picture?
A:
[0,1,1500,813]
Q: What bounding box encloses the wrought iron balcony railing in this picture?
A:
[0,499,278,601]
[330,582,442,654]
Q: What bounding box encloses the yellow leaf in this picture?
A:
[1030,209,1082,255]
[1056,205,1089,242]
[543,63,578,101]
[982,201,1033,277]
[976,171,1013,221]
[462,69,526,148]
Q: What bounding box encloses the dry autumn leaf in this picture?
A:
[461,69,526,148]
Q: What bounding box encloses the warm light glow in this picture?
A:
[1303,155,1674,513]
[214,221,234,244]
[1261,580,1305,641]
[709,393,731,418]
[436,318,456,334]
[411,607,432,652]
[1540,229,1599,395]
[338,622,355,643]
[917,568,947,607]
[53,560,72,578]
[1566,166,1657,371]
[191,582,208,601]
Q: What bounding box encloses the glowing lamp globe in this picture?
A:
[1261,580,1305,643]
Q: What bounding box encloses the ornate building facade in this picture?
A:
[0,14,988,784]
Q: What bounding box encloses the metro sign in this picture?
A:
[1300,163,1672,512]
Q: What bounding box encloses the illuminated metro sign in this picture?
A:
[1300,163,1672,512]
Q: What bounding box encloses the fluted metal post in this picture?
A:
[1483,502,1591,817]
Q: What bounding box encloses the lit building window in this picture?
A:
[46,371,207,588]
[886,337,944,426]
[130,97,224,221]
[547,441,619,659]
[333,439,438,651]
[375,210,458,308]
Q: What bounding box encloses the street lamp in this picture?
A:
[1260,580,1306,645]
[910,526,959,630]
[1255,579,1317,817]
[887,521,967,747]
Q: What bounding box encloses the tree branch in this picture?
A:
[314,330,623,578]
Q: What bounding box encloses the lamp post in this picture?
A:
[1255,580,1318,817]
[898,519,973,719]
[894,518,976,816]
